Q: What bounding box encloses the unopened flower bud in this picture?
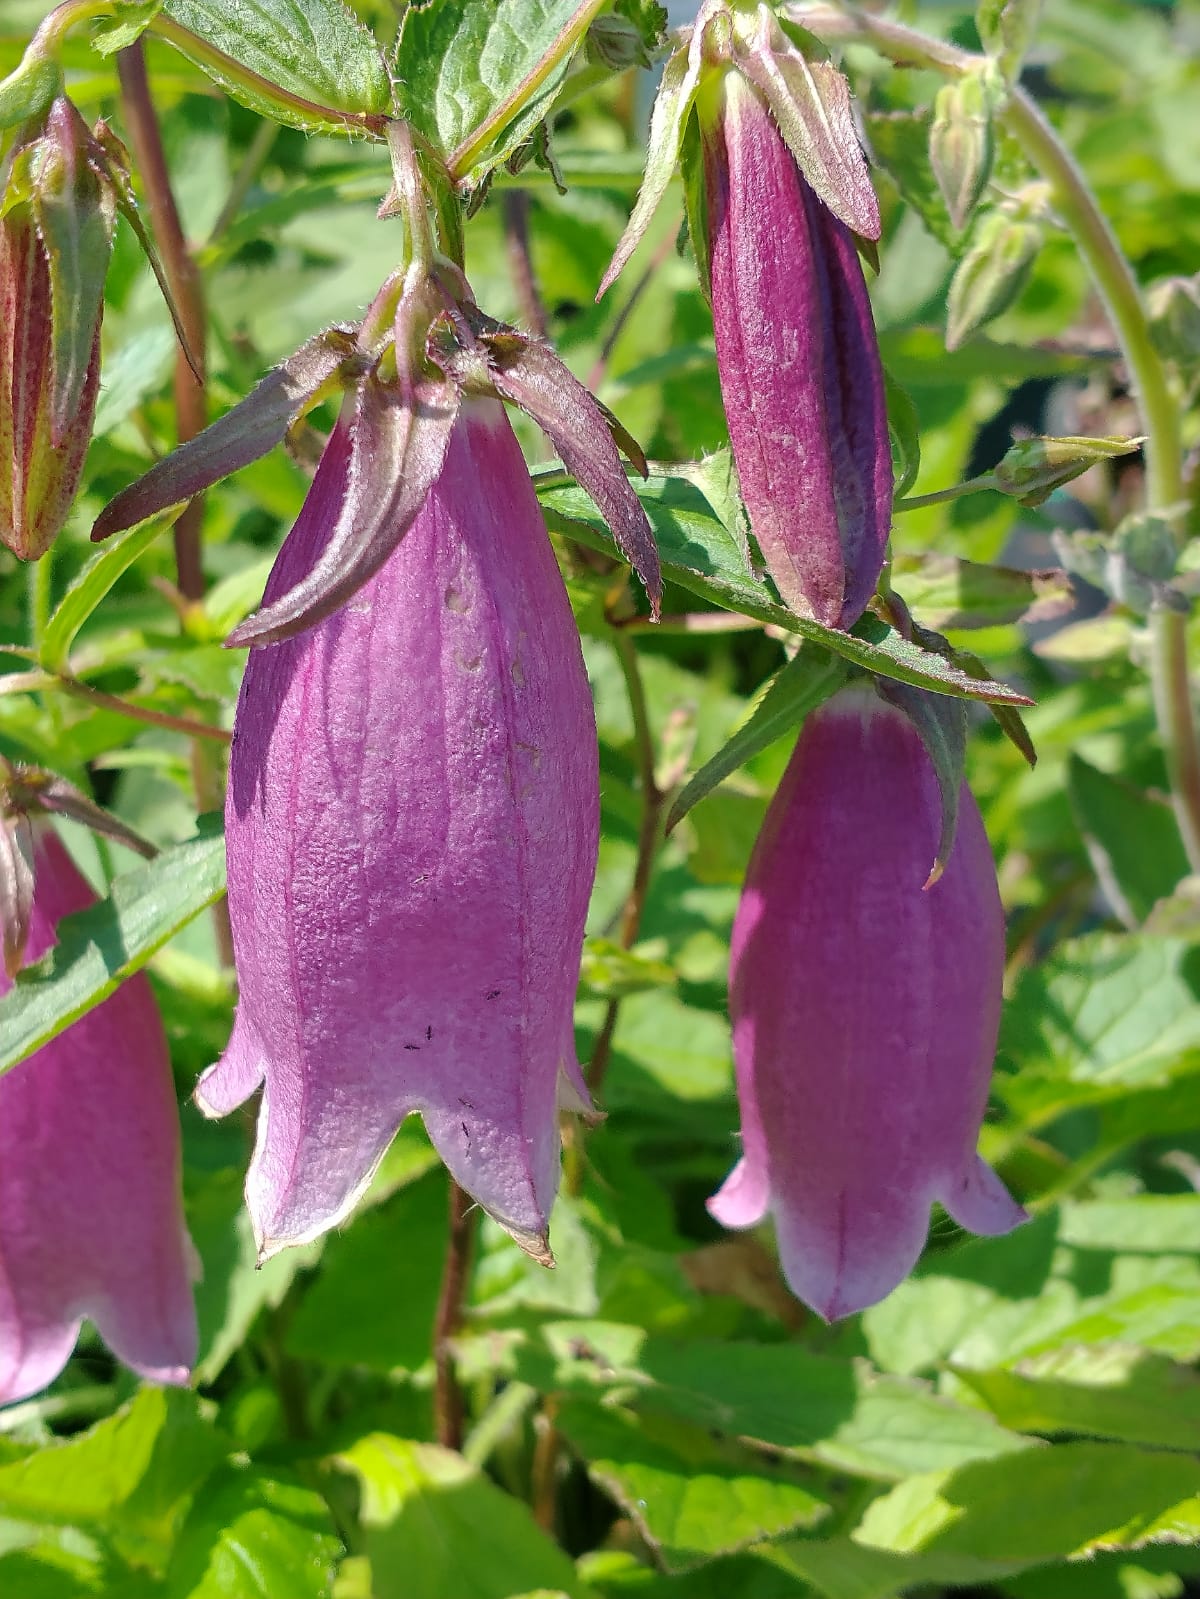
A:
[700,73,892,628]
[0,823,196,1403]
[945,205,1041,350]
[709,683,1025,1320]
[930,66,1003,231]
[0,97,113,560]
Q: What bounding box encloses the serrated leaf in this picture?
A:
[332,1436,591,1599]
[537,470,1031,705]
[167,1470,340,1599]
[954,1346,1200,1451]
[667,646,846,831]
[157,0,391,135]
[397,0,607,187]
[891,551,1072,630]
[1067,756,1189,928]
[0,828,226,1078]
[999,933,1200,1128]
[557,1401,829,1572]
[853,1441,1200,1571]
[0,1389,223,1534]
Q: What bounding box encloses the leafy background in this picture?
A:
[3,0,1200,1595]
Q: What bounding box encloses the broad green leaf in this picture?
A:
[0,1389,223,1535]
[538,471,1030,705]
[556,1401,829,1572]
[511,1324,1025,1481]
[188,1168,320,1385]
[890,552,1072,631]
[397,0,607,186]
[39,518,165,673]
[332,1436,593,1599]
[283,1173,449,1372]
[1067,756,1189,926]
[954,1345,1200,1450]
[167,1470,340,1599]
[999,933,1200,1127]
[853,1441,1200,1572]
[157,0,391,135]
[0,828,226,1077]
[666,647,847,831]
[864,1199,1200,1379]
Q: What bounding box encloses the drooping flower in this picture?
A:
[700,72,892,629]
[0,96,114,560]
[195,397,600,1263]
[0,823,196,1404]
[709,682,1025,1320]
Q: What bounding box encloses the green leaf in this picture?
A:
[167,1469,340,1599]
[884,370,921,499]
[332,1436,593,1599]
[188,1167,320,1384]
[0,1389,223,1536]
[667,647,846,831]
[39,518,164,673]
[999,933,1200,1127]
[1067,756,1189,927]
[538,470,1031,705]
[891,552,1072,631]
[556,1401,829,1572]
[954,1345,1200,1451]
[283,1173,449,1372]
[157,0,391,135]
[397,0,607,187]
[0,827,227,1078]
[853,1441,1200,1573]
[514,1325,1026,1481]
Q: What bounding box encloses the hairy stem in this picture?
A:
[796,2,1200,868]
[432,1178,477,1451]
[117,43,236,960]
[117,41,208,601]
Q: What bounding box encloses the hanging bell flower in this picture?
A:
[0,810,196,1403]
[709,682,1026,1320]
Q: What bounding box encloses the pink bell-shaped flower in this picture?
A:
[702,74,892,629]
[0,826,196,1403]
[709,683,1025,1320]
[198,398,600,1264]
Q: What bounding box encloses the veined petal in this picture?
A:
[213,400,599,1261]
[0,828,196,1403]
[711,684,1023,1321]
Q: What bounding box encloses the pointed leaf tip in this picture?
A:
[93,328,365,544]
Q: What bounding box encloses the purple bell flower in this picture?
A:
[0,826,196,1403]
[709,683,1025,1320]
[198,398,599,1264]
[702,75,892,629]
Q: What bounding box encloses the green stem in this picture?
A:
[894,473,996,513]
[796,2,1200,869]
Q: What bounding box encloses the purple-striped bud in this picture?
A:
[0,97,112,560]
[701,75,892,629]
[0,826,196,1403]
[198,399,600,1265]
[709,683,1025,1320]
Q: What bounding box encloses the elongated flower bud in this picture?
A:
[199,400,600,1264]
[0,97,111,560]
[0,826,196,1403]
[702,76,892,629]
[709,684,1025,1320]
